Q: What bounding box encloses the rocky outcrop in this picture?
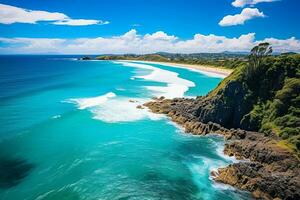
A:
[78,56,92,60]
[144,97,300,200]
[216,133,300,200]
[185,79,257,130]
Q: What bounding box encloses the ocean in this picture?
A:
[0,56,251,200]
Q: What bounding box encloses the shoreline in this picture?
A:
[118,60,233,78]
[144,98,300,200]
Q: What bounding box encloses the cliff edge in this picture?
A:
[144,47,300,199]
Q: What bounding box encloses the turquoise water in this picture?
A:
[0,56,250,200]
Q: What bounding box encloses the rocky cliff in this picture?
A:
[144,54,300,199]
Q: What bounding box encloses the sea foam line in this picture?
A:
[114,61,195,99]
[66,92,164,123]
[131,61,228,78]
[66,61,195,123]
[66,92,116,110]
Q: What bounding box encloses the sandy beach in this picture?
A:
[120,60,233,78]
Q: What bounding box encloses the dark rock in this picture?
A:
[144,97,300,199]
[78,56,92,60]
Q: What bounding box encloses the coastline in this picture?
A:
[118,60,233,78]
[144,98,300,200]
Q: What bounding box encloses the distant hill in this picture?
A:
[95,52,248,69]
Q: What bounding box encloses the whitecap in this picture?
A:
[90,97,164,123]
[67,92,116,110]
[131,61,228,78]
[66,92,164,123]
[114,61,195,98]
[52,115,61,119]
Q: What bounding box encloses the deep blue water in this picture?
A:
[0,56,251,200]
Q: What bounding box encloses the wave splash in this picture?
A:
[66,61,196,123]
[67,92,116,110]
[66,92,163,123]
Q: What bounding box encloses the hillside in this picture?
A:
[144,44,300,199]
[95,52,247,69]
[98,49,300,151]
[200,53,300,151]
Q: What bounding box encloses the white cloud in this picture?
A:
[53,19,109,26]
[144,31,178,41]
[0,3,107,26]
[232,0,278,8]
[0,30,299,54]
[219,8,265,26]
[262,37,300,52]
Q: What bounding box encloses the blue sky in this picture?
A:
[0,0,299,54]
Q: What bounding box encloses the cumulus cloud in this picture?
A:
[0,3,108,26]
[0,30,299,54]
[219,8,265,26]
[232,0,278,8]
[144,31,178,41]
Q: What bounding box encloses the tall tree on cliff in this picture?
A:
[245,42,273,80]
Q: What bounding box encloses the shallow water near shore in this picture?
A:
[0,56,251,200]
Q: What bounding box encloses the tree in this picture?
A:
[245,43,273,80]
[249,42,273,70]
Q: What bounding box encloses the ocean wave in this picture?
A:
[145,84,189,99]
[66,92,116,109]
[90,97,164,123]
[66,92,164,123]
[132,61,227,78]
[114,61,195,98]
[215,144,239,163]
[52,115,61,119]
[65,61,197,122]
[186,157,225,199]
[184,136,242,196]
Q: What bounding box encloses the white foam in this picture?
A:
[212,181,237,190]
[67,92,116,109]
[216,145,239,163]
[114,61,195,98]
[65,61,210,123]
[191,155,225,174]
[166,120,185,133]
[90,97,164,123]
[145,84,189,99]
[186,157,227,199]
[132,61,228,78]
[52,115,61,119]
[186,137,243,193]
[66,92,164,123]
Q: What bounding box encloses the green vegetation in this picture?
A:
[96,54,170,62]
[248,73,300,151]
[215,43,300,152]
[98,46,300,151]
[96,52,248,69]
